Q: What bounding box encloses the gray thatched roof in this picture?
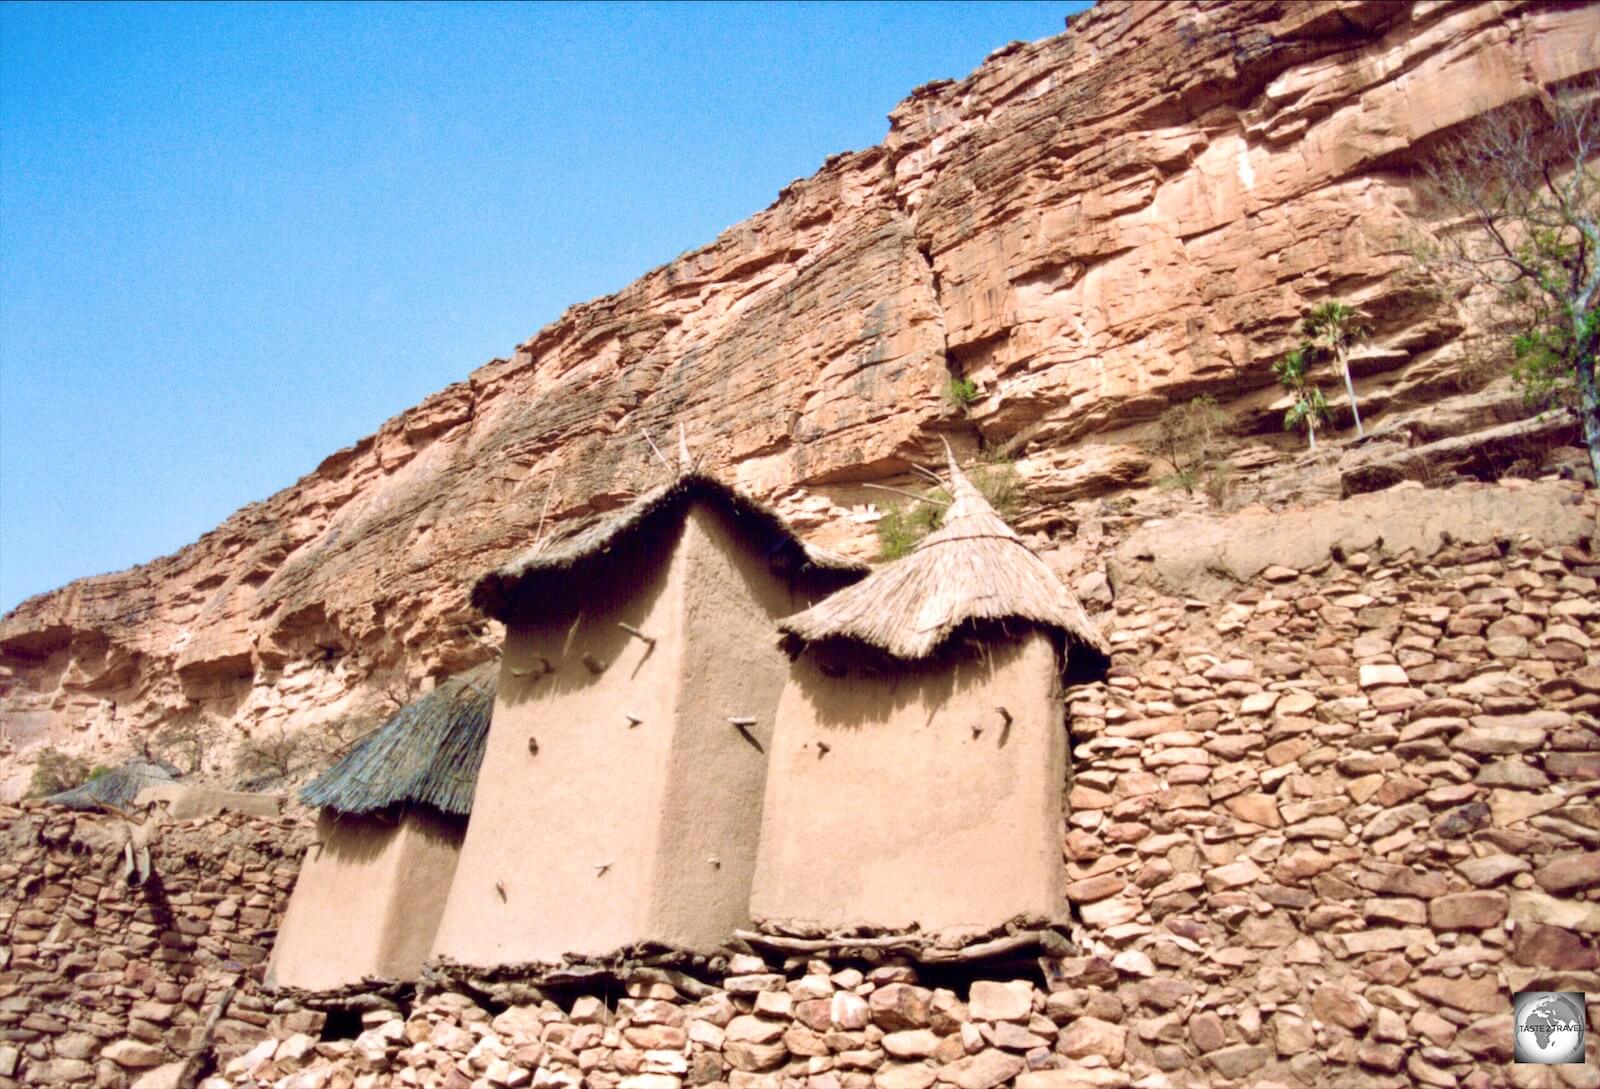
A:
[778,452,1109,674]
[299,664,495,818]
[45,760,179,811]
[471,471,867,621]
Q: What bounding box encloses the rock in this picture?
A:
[1490,789,1565,826]
[1208,1044,1270,1079]
[1456,726,1547,755]
[832,991,871,1030]
[968,981,1034,1022]
[1055,1017,1126,1066]
[938,1050,1025,1089]
[22,1059,94,1084]
[1065,873,1127,902]
[1534,851,1600,893]
[1188,1011,1226,1053]
[1429,891,1508,930]
[1457,854,1532,886]
[882,1030,941,1060]
[869,984,933,1031]
[1513,923,1600,969]
[1204,859,1262,891]
[1510,889,1600,933]
[1312,984,1371,1031]
[1412,975,1502,1014]
[724,1015,784,1046]
[130,1065,187,1089]
[874,1063,938,1089]
[723,1041,787,1073]
[102,1040,168,1069]
[1360,664,1410,688]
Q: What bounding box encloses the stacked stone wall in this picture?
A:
[0,807,315,1088]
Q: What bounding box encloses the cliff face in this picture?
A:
[3,0,1597,791]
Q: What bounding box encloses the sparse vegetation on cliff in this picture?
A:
[1148,394,1225,493]
[27,748,107,799]
[943,376,980,410]
[1275,346,1331,451]
[1301,301,1370,437]
[875,457,1020,560]
[1414,78,1600,483]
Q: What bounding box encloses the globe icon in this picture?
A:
[1514,991,1587,1064]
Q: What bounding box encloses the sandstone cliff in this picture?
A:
[3,0,1597,794]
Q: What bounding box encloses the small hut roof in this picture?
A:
[778,452,1109,672]
[45,760,179,811]
[471,471,867,621]
[299,664,495,818]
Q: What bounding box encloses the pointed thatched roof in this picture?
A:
[778,452,1109,674]
[45,760,179,811]
[299,664,495,818]
[471,471,867,622]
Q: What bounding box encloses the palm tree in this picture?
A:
[1275,346,1332,451]
[1303,301,1370,437]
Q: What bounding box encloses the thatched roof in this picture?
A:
[45,760,179,811]
[778,452,1109,674]
[299,664,495,818]
[471,472,867,621]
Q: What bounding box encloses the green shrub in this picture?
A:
[943,377,980,409]
[28,748,92,798]
[874,454,1023,560]
[876,498,943,560]
[1147,394,1224,493]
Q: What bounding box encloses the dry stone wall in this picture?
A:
[0,807,315,1088]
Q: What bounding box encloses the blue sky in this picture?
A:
[0,1,1091,615]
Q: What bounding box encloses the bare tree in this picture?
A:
[1147,394,1225,493]
[1413,77,1599,483]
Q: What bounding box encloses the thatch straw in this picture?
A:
[471,472,866,622]
[45,760,179,811]
[299,664,496,818]
[778,450,1109,674]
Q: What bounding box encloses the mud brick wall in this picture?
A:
[0,807,316,1088]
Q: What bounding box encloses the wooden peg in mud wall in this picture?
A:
[617,622,656,647]
[625,714,643,728]
[509,656,552,678]
[582,653,606,674]
[527,737,539,756]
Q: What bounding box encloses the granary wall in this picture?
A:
[267,808,463,992]
[432,520,693,967]
[752,631,1069,939]
[651,506,830,951]
[6,479,1599,1089]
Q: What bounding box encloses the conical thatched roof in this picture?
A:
[299,664,495,818]
[778,452,1109,673]
[45,760,179,811]
[471,472,867,622]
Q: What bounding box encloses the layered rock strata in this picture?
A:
[3,1,1599,786]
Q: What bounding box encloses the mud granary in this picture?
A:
[752,454,1110,946]
[430,472,866,971]
[268,664,493,992]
